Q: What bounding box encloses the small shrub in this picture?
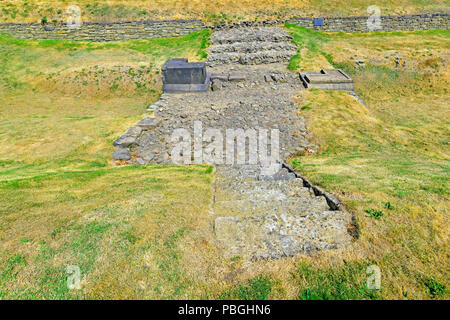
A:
[301,103,312,110]
[365,208,383,219]
[424,279,446,298]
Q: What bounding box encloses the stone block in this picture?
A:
[210,73,229,81]
[125,126,143,137]
[113,135,137,147]
[112,147,131,161]
[162,58,210,92]
[162,58,204,84]
[228,73,246,81]
[135,117,158,130]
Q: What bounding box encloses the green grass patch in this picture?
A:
[296,262,379,300]
[219,276,273,300]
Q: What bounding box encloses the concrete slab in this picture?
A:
[300,69,354,90]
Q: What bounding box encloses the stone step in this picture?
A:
[214,179,312,201]
[209,41,298,54]
[214,209,353,259]
[215,164,264,178]
[215,165,296,182]
[207,50,298,66]
[211,28,293,45]
[213,196,330,218]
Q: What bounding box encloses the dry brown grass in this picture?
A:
[0,0,448,23]
[292,89,449,300]
[0,31,217,299]
[287,25,449,299]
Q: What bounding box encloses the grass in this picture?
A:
[0,30,218,299]
[287,24,449,299]
[0,21,448,299]
[0,165,214,299]
[0,1,448,23]
[219,276,273,300]
[296,262,379,300]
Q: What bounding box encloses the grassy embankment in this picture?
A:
[0,0,449,23]
[286,24,449,299]
[0,30,219,299]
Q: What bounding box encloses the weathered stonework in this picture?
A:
[287,13,449,33]
[162,58,210,92]
[0,19,206,41]
[300,69,354,91]
[0,13,447,42]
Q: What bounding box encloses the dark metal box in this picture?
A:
[162,59,210,92]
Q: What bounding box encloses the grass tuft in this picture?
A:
[219,276,273,300]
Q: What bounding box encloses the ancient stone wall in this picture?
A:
[287,13,449,33]
[0,19,206,41]
[0,13,448,42]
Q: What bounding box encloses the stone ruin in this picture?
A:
[112,27,358,260]
[300,69,354,91]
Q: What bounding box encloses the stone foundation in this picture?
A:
[0,13,447,42]
[288,13,449,33]
[0,19,206,41]
[300,69,354,91]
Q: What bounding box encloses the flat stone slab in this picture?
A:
[112,147,131,161]
[136,117,158,130]
[162,80,210,93]
[300,69,354,90]
[214,211,352,259]
[228,73,246,81]
[112,126,143,147]
[113,135,137,148]
[210,73,229,81]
